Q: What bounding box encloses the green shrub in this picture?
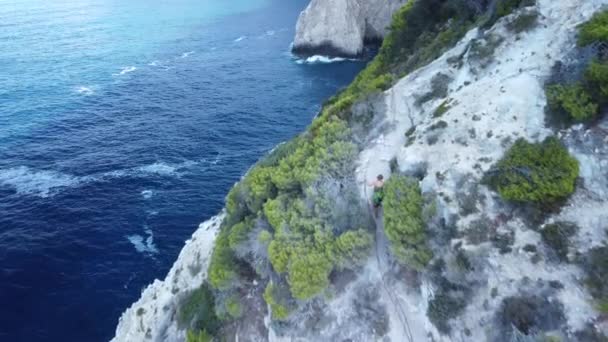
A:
[485,137,579,204]
[225,294,243,319]
[433,100,452,117]
[578,10,608,46]
[597,299,608,314]
[243,167,275,213]
[546,84,598,122]
[506,11,539,33]
[287,251,333,300]
[333,229,374,269]
[186,330,213,342]
[228,220,253,249]
[263,283,293,320]
[499,295,564,336]
[540,222,578,261]
[427,293,467,333]
[208,232,237,290]
[178,283,221,335]
[383,175,433,270]
[582,246,608,310]
[257,230,272,244]
[585,60,608,101]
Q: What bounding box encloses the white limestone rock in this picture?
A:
[292,0,407,57]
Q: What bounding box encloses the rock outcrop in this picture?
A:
[292,0,407,58]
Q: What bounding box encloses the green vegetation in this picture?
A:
[496,0,535,18]
[578,10,608,46]
[263,283,293,320]
[186,330,213,342]
[433,100,452,117]
[427,293,467,333]
[585,60,608,101]
[582,246,608,315]
[546,84,598,122]
[540,222,578,261]
[208,232,237,290]
[225,294,243,319]
[546,10,608,126]
[484,137,579,204]
[323,0,480,118]
[506,11,539,33]
[178,283,221,336]
[383,175,433,270]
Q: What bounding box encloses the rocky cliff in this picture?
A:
[292,0,407,57]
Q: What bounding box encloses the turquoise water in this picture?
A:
[0,0,365,341]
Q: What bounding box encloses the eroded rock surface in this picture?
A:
[292,0,407,57]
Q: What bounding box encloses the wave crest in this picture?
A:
[295,55,353,65]
[0,166,85,198]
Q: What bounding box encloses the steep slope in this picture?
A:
[292,0,407,57]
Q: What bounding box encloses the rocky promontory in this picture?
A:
[292,0,407,58]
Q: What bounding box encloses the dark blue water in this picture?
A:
[0,1,364,341]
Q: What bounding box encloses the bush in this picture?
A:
[499,295,564,336]
[208,232,237,290]
[333,229,374,269]
[383,175,433,270]
[546,84,598,122]
[433,100,452,117]
[263,283,293,320]
[427,293,467,334]
[186,330,213,342]
[485,137,579,204]
[178,283,221,335]
[578,10,608,46]
[540,222,578,261]
[225,294,243,319]
[582,246,608,311]
[496,0,534,18]
[506,11,539,33]
[585,60,608,101]
[287,251,333,300]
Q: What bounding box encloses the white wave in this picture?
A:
[180,51,194,58]
[126,227,158,255]
[0,166,85,198]
[114,66,137,76]
[266,30,275,36]
[148,60,160,66]
[0,161,197,198]
[295,55,352,65]
[234,36,247,42]
[141,190,154,199]
[137,162,178,176]
[75,86,94,95]
[146,210,158,217]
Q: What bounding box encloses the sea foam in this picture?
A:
[75,86,94,95]
[114,66,137,76]
[295,55,351,65]
[126,226,158,255]
[0,166,85,198]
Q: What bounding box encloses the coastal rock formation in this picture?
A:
[292,0,407,57]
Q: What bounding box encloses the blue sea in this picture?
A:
[0,1,365,341]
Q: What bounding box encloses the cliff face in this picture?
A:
[292,0,407,57]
